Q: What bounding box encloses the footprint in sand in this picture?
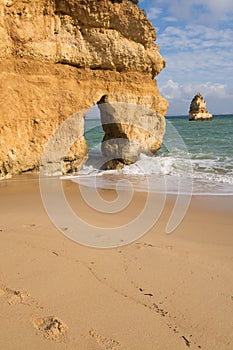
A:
[89,328,121,350]
[0,285,67,342]
[31,316,68,342]
[0,286,31,305]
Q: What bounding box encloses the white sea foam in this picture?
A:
[62,152,233,195]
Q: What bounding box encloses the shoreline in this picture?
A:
[0,174,233,349]
[3,170,233,195]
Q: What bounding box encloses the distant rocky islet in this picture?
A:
[189,93,212,121]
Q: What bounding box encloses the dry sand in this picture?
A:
[0,174,233,349]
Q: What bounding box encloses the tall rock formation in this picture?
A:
[189,93,212,121]
[0,0,168,178]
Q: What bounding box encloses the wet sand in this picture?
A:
[0,174,233,349]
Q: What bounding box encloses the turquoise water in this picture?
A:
[163,115,232,158]
[79,115,233,194]
[84,119,104,150]
[160,115,233,181]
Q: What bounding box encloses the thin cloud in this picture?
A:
[147,7,163,20]
[159,48,233,88]
[152,0,233,23]
[157,25,233,51]
[163,16,178,22]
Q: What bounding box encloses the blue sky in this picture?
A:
[139,0,233,115]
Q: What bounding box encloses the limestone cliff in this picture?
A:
[189,93,212,121]
[0,0,168,178]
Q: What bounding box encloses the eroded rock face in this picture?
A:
[189,93,212,121]
[0,0,168,178]
[98,96,165,169]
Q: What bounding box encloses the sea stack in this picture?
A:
[0,0,168,178]
[189,93,212,121]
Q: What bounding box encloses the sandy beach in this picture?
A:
[0,175,232,349]
[1,0,233,349]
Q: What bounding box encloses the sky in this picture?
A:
[139,0,233,115]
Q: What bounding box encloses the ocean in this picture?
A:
[63,114,233,196]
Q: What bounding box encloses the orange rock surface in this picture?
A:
[0,0,168,177]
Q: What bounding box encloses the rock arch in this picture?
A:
[0,0,168,179]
